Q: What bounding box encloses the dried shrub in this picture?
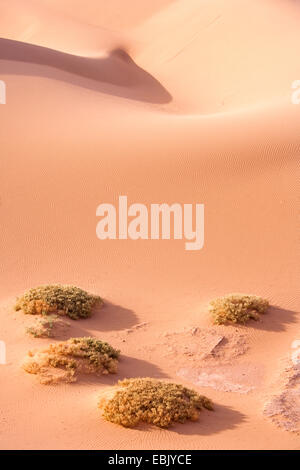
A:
[23,337,120,384]
[210,294,269,325]
[99,378,213,428]
[15,284,102,320]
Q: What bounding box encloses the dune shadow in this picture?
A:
[47,300,138,340]
[248,305,299,333]
[169,403,246,436]
[82,300,138,332]
[90,300,139,332]
[115,355,168,381]
[0,38,172,104]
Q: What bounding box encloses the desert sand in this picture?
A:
[0,0,299,450]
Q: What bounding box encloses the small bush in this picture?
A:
[15,284,102,320]
[23,337,120,384]
[99,378,213,428]
[210,294,269,325]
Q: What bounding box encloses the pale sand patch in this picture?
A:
[0,0,299,451]
[177,363,265,394]
[158,326,248,365]
[264,364,300,433]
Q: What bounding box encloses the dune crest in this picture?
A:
[0,38,172,104]
[0,0,299,451]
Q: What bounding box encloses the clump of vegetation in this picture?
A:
[15,284,102,320]
[23,337,120,384]
[26,315,58,338]
[99,378,213,428]
[26,315,70,338]
[210,294,269,325]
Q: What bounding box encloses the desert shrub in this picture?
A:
[99,378,213,428]
[210,294,269,325]
[15,284,102,320]
[23,337,120,384]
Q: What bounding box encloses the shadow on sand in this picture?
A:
[47,300,138,341]
[0,38,172,104]
[72,354,167,386]
[169,403,247,436]
[247,305,298,333]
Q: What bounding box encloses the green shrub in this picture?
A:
[99,378,213,428]
[23,337,120,383]
[210,294,269,325]
[15,284,102,320]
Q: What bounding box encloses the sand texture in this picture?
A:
[0,0,299,450]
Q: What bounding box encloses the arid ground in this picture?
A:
[0,0,299,450]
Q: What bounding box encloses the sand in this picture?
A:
[0,0,299,450]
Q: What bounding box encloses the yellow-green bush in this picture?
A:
[210,294,269,325]
[23,337,120,384]
[99,378,213,428]
[15,284,102,320]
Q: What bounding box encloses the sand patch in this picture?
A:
[159,326,248,365]
[26,315,70,338]
[177,363,264,394]
[264,364,300,433]
[155,326,263,394]
[1,0,300,452]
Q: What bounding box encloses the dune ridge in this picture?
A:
[0,0,299,450]
[0,38,172,103]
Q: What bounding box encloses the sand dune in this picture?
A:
[0,38,171,103]
[0,0,125,54]
[0,0,299,450]
[36,0,176,30]
[132,0,300,112]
